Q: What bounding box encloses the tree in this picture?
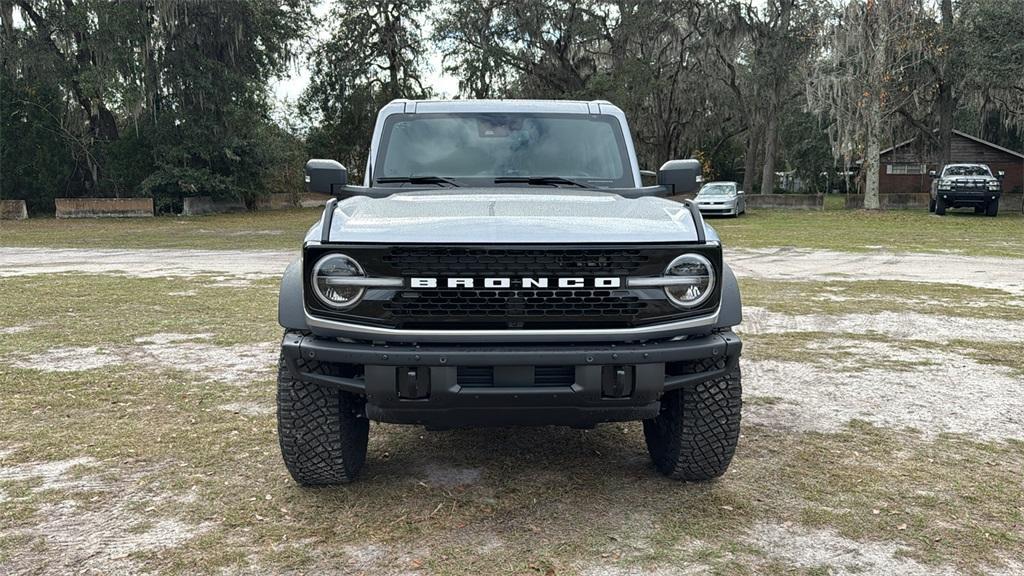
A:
[433,0,515,98]
[3,1,310,212]
[808,0,932,208]
[301,0,431,181]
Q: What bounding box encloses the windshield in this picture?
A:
[698,183,735,196]
[374,113,634,188]
[943,165,991,177]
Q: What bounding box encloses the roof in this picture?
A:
[878,130,1024,160]
[385,98,620,115]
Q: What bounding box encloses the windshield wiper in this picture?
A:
[493,176,591,189]
[376,176,461,187]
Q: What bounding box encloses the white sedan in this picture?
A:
[695,181,745,216]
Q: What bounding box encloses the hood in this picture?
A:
[309,189,716,244]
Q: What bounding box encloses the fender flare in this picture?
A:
[715,262,743,329]
[278,258,309,331]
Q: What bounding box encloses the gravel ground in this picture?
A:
[742,343,1024,440]
[726,247,1024,295]
[740,305,1024,343]
[0,247,295,279]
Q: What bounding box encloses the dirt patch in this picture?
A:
[748,522,958,575]
[727,247,1024,295]
[1,457,207,574]
[580,567,710,576]
[138,341,277,384]
[9,336,277,384]
[5,496,206,575]
[217,401,274,417]
[418,464,482,488]
[740,306,1024,343]
[0,456,100,492]
[11,347,122,372]
[743,340,1024,440]
[133,332,212,345]
[0,247,293,279]
[0,324,34,335]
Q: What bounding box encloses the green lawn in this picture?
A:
[0,208,321,251]
[2,205,1022,257]
[708,207,1024,258]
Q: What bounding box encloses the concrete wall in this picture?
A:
[844,192,1023,211]
[297,192,333,208]
[1,199,28,220]
[55,198,153,218]
[256,193,295,210]
[183,192,332,215]
[181,196,247,216]
[744,194,823,210]
[845,193,930,209]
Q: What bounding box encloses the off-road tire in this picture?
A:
[277,334,369,485]
[928,198,936,213]
[643,360,742,481]
[935,197,946,215]
[986,199,999,217]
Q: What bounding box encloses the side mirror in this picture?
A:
[928,170,937,179]
[997,170,1005,179]
[305,159,347,194]
[657,159,701,195]
[737,190,745,195]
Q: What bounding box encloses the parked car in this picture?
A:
[276,99,744,485]
[695,181,745,216]
[929,163,1004,216]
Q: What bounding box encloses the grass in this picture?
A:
[0,208,319,251]
[2,207,1023,573]
[2,205,1023,258]
[739,278,1024,321]
[2,361,1021,574]
[709,208,1024,258]
[0,274,280,355]
[1,273,1022,574]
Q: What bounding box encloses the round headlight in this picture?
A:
[664,254,715,308]
[311,254,364,309]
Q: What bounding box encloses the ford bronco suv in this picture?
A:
[929,163,1005,216]
[277,100,743,485]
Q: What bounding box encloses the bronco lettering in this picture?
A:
[409,277,623,289]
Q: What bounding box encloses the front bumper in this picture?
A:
[696,202,736,215]
[281,330,742,428]
[937,190,1000,206]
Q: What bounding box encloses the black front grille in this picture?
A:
[304,244,721,330]
[382,247,650,276]
[385,288,646,319]
[949,179,989,192]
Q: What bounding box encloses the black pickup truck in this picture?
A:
[930,163,1005,216]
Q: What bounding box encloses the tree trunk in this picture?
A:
[937,0,954,164]
[742,129,759,194]
[759,113,778,194]
[864,101,882,209]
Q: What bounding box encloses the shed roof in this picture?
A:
[878,130,1024,160]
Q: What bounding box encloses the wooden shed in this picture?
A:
[878,130,1024,195]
